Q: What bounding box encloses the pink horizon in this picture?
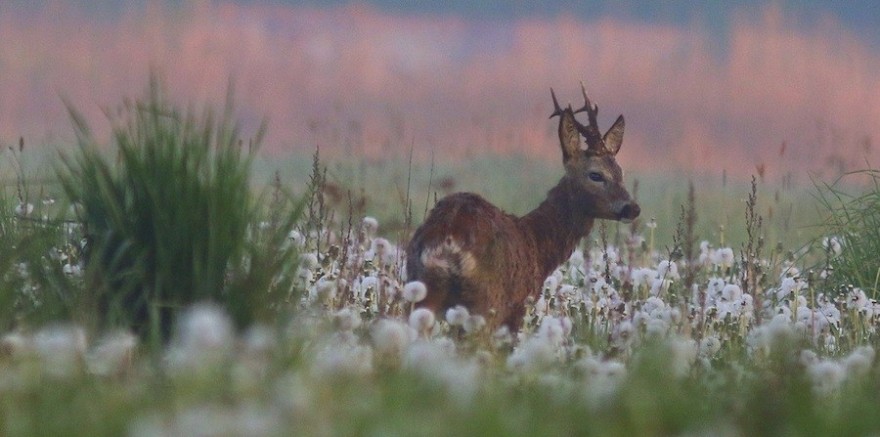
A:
[1,2,878,182]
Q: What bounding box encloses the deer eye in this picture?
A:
[588,172,605,182]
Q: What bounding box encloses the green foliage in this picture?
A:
[814,169,880,294]
[58,78,300,342]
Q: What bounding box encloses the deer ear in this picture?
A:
[603,115,625,155]
[558,110,582,163]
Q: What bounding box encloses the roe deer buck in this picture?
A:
[406,84,640,332]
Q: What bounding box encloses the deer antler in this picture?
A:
[572,82,603,150]
[549,88,565,119]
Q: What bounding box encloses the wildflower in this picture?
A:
[314,276,337,303]
[463,315,486,334]
[492,326,513,349]
[579,357,627,407]
[807,360,845,396]
[822,236,842,257]
[404,341,479,406]
[645,318,669,337]
[402,281,428,303]
[506,337,557,373]
[537,316,567,346]
[631,268,656,289]
[657,260,679,279]
[166,304,234,373]
[14,202,33,218]
[362,216,379,239]
[371,319,413,357]
[568,249,585,268]
[534,294,548,316]
[287,230,306,248]
[62,263,82,276]
[669,339,697,378]
[721,284,742,302]
[842,346,875,377]
[313,343,374,377]
[699,336,722,358]
[445,305,470,326]
[33,324,88,378]
[848,288,868,309]
[712,247,735,268]
[87,330,137,377]
[409,308,436,337]
[369,238,397,265]
[333,308,362,332]
[300,252,319,270]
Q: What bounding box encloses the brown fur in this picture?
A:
[406,85,640,332]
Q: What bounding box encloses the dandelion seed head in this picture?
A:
[315,276,337,302]
[313,343,374,377]
[506,338,557,373]
[657,260,679,279]
[538,316,566,346]
[333,308,362,332]
[445,305,469,326]
[87,330,137,377]
[371,319,413,357]
[843,346,874,377]
[713,247,735,268]
[409,308,436,335]
[699,336,722,358]
[300,253,319,270]
[33,324,88,378]
[669,339,697,378]
[807,360,845,396]
[568,249,585,268]
[402,281,428,303]
[721,284,742,302]
[14,202,34,218]
[463,315,486,334]
[167,305,234,373]
[362,216,379,238]
[646,318,669,337]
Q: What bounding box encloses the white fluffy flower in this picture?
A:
[362,216,379,239]
[409,308,436,336]
[33,324,88,377]
[333,308,362,332]
[166,304,234,373]
[463,315,486,334]
[371,319,414,357]
[87,330,137,377]
[445,305,470,326]
[402,281,428,303]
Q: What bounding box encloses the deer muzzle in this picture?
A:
[616,201,641,223]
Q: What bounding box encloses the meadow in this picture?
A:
[0,83,879,436]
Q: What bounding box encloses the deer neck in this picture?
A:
[519,177,594,277]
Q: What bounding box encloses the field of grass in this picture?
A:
[0,82,879,436]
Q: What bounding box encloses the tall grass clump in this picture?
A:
[814,169,880,294]
[58,78,300,344]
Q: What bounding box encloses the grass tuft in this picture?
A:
[57,76,300,344]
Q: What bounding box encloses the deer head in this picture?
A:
[550,84,640,222]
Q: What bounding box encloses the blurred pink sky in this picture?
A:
[1,2,878,179]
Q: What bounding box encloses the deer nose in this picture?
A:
[620,202,641,221]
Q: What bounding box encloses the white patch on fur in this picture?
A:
[420,236,477,276]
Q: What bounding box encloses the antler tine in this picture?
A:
[573,81,599,125]
[549,88,564,119]
[567,81,604,151]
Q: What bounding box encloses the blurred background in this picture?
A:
[1,0,879,184]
